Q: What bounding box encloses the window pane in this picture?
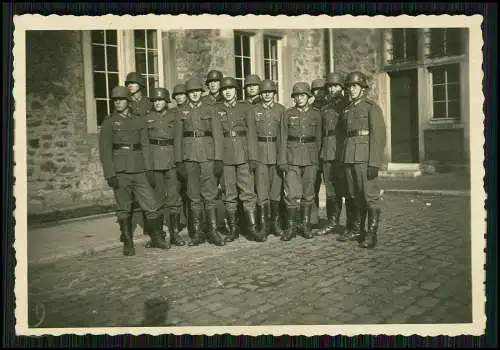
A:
[447,83,460,100]
[93,72,107,98]
[271,61,278,80]
[148,76,158,96]
[446,28,462,56]
[242,35,250,56]
[91,45,105,71]
[431,68,445,84]
[234,34,241,56]
[106,30,117,45]
[106,46,118,72]
[96,100,109,125]
[271,41,277,60]
[135,48,147,74]
[108,73,119,95]
[446,64,460,83]
[264,61,270,80]
[235,58,242,79]
[392,29,405,60]
[91,30,105,44]
[264,40,269,59]
[430,29,444,57]
[433,101,447,118]
[134,30,146,48]
[147,51,158,75]
[447,100,460,119]
[243,57,251,76]
[432,85,446,101]
[146,30,157,50]
[406,29,418,60]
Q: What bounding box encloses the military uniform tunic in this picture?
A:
[214,100,258,212]
[279,106,322,208]
[129,94,153,118]
[201,93,224,106]
[341,96,386,209]
[99,109,160,220]
[175,101,223,211]
[252,101,285,205]
[145,109,182,213]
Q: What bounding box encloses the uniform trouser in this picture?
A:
[185,161,218,211]
[255,162,282,206]
[114,172,161,220]
[284,164,319,208]
[314,167,322,206]
[153,169,182,216]
[323,160,346,198]
[344,163,382,210]
[223,163,257,211]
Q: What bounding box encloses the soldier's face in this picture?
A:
[208,81,220,94]
[187,90,202,103]
[113,98,129,112]
[261,91,275,103]
[222,87,237,101]
[246,85,260,97]
[153,99,167,111]
[127,83,140,95]
[347,84,362,99]
[174,94,187,105]
[328,84,343,97]
[294,93,309,108]
[312,89,322,97]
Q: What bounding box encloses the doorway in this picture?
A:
[389,69,419,163]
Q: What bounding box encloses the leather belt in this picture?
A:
[150,138,174,146]
[183,131,212,138]
[323,130,337,137]
[223,130,247,137]
[258,136,277,142]
[288,136,316,143]
[347,129,370,137]
[112,143,142,150]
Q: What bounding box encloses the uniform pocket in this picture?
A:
[354,142,369,162]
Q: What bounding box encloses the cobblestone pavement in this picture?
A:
[27,193,472,328]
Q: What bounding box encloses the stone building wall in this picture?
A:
[26,30,114,215]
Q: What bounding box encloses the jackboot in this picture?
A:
[337,199,361,242]
[147,216,170,249]
[246,207,266,242]
[302,203,314,239]
[188,209,205,246]
[270,200,283,237]
[333,197,343,233]
[281,207,297,241]
[118,217,135,256]
[205,208,226,246]
[168,212,186,246]
[146,213,168,248]
[261,202,271,238]
[296,204,304,236]
[360,208,380,249]
[354,205,368,242]
[315,197,336,236]
[224,209,238,242]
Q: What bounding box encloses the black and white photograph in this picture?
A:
[13,14,485,336]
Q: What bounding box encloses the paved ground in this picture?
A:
[27,192,472,328]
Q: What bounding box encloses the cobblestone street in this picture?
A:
[27,193,472,328]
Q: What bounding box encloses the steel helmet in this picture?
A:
[206,70,223,83]
[311,79,326,91]
[125,72,146,87]
[172,84,187,97]
[185,78,204,92]
[110,86,130,99]
[291,82,312,97]
[150,88,170,102]
[345,71,368,88]
[260,79,277,93]
[325,72,344,88]
[220,77,239,90]
[244,74,261,88]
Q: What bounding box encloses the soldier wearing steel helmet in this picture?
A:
[337,71,387,249]
[171,84,188,109]
[242,74,263,105]
[278,82,322,241]
[143,87,186,248]
[214,76,261,242]
[174,77,226,247]
[250,79,286,240]
[98,86,169,256]
[202,70,225,105]
[316,72,349,237]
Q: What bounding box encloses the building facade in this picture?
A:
[25,28,470,216]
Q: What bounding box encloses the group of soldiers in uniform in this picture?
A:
[98,68,387,257]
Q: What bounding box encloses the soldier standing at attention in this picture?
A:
[201,70,225,105]
[337,71,386,249]
[145,87,186,247]
[243,74,262,105]
[278,82,322,241]
[316,73,348,236]
[215,77,261,242]
[99,86,169,256]
[175,77,226,247]
[251,79,286,240]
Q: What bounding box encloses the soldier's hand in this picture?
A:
[249,160,257,171]
[106,176,119,189]
[367,166,379,180]
[146,170,157,188]
[214,160,224,177]
[278,164,289,175]
[176,162,187,180]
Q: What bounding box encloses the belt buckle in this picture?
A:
[231,130,237,137]
[122,145,131,150]
[194,130,201,137]
[299,135,305,143]
[360,130,369,136]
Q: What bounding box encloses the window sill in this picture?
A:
[426,119,464,130]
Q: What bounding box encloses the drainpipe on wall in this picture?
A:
[329,28,334,73]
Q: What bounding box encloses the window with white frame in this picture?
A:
[425,28,463,58]
[429,64,461,120]
[383,28,419,66]
[234,32,253,100]
[85,29,164,132]
[263,35,281,101]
